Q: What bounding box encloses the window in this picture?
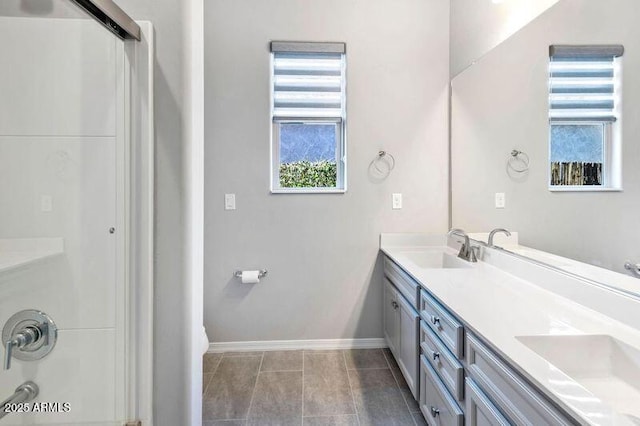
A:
[548,45,623,190]
[270,41,346,192]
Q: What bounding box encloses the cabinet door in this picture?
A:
[384,279,399,356]
[397,292,420,400]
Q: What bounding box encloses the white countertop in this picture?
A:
[380,233,640,426]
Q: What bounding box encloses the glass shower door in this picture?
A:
[0,2,130,424]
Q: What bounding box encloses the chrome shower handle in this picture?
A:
[4,326,42,370]
[4,338,14,370]
[2,310,58,371]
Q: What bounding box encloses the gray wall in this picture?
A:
[451,0,640,273]
[204,0,450,343]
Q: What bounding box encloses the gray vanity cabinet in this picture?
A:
[384,278,420,399]
[384,258,421,401]
[382,254,578,426]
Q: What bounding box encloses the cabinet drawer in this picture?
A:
[420,355,464,426]
[465,378,510,426]
[420,289,464,359]
[466,333,573,426]
[384,256,420,309]
[420,320,464,401]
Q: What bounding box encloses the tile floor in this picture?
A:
[202,348,427,426]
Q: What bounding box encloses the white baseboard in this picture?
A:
[207,338,387,353]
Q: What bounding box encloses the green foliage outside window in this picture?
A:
[279,160,337,188]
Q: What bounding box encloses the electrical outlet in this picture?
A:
[392,193,402,209]
[224,194,236,210]
[495,192,505,209]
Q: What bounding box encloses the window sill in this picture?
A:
[271,188,346,194]
[548,186,623,192]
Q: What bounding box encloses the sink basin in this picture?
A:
[517,334,640,418]
[399,250,473,269]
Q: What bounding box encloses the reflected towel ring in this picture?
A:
[375,151,396,172]
[369,151,396,179]
[508,149,530,173]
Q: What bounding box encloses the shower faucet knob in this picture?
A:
[2,310,57,370]
[4,326,41,370]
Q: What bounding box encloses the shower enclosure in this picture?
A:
[0,1,153,424]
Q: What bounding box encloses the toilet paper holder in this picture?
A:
[233,269,268,279]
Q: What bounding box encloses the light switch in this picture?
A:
[392,193,403,210]
[224,194,236,210]
[495,192,505,209]
[41,195,53,212]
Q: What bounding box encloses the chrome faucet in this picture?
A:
[0,382,39,420]
[448,228,478,263]
[488,228,511,248]
[2,310,57,370]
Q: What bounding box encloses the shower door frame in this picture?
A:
[120,21,155,426]
[80,2,155,422]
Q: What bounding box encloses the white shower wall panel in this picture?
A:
[0,17,125,425]
[0,18,117,137]
[0,136,117,330]
[0,329,117,425]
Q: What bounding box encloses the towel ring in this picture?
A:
[369,151,395,178]
[507,150,530,173]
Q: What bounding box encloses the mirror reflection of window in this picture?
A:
[550,124,604,186]
[548,45,623,190]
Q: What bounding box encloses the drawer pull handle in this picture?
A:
[430,406,440,418]
[391,301,398,310]
[431,351,440,362]
[430,315,441,327]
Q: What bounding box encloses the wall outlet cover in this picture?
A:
[224,194,236,210]
[495,192,505,209]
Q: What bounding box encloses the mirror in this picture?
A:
[450,0,640,289]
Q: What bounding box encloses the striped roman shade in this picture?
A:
[271,41,346,120]
[549,45,623,122]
